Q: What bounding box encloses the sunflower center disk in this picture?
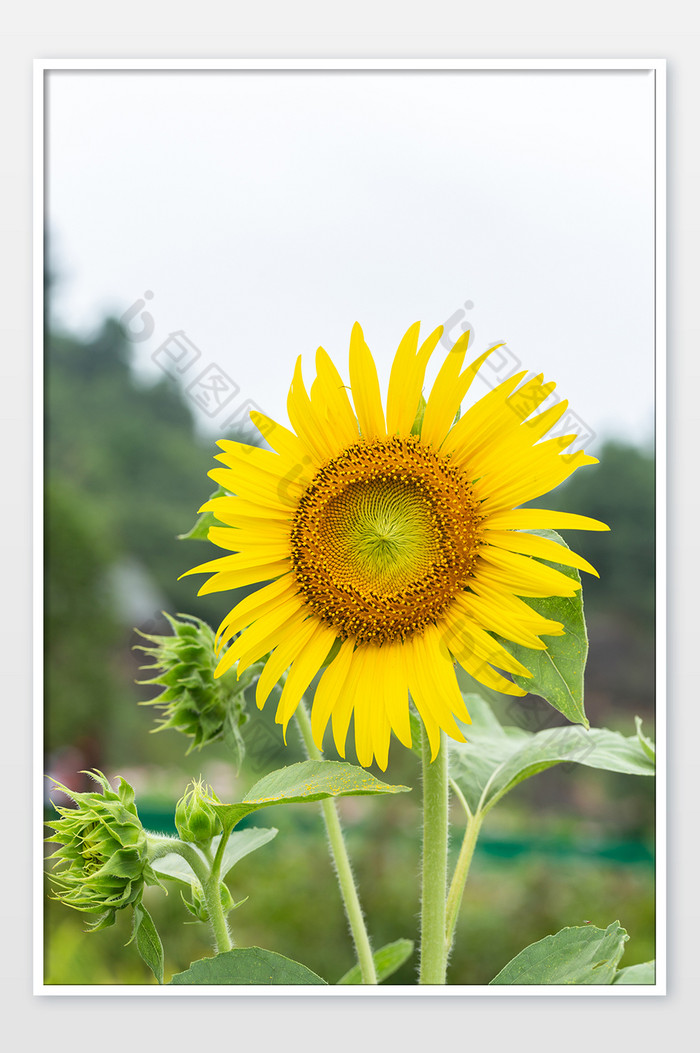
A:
[290,435,483,645]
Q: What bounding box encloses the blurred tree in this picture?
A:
[44,315,251,758]
[45,475,122,753]
[542,439,655,634]
[46,319,220,614]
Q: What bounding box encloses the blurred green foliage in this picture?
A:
[45,317,252,759]
[542,439,655,632]
[44,313,656,985]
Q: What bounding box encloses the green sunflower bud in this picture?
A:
[174,779,221,845]
[136,613,258,759]
[45,770,160,929]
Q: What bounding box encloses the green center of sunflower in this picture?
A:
[324,477,441,594]
[290,435,483,644]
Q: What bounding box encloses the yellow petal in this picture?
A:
[476,547,581,598]
[218,597,309,676]
[455,646,527,697]
[349,323,386,438]
[440,370,531,464]
[311,639,356,751]
[352,648,377,769]
[256,616,322,710]
[331,650,363,758]
[484,509,609,533]
[458,586,562,648]
[422,339,506,450]
[485,529,599,577]
[477,448,598,512]
[406,631,467,745]
[214,573,298,647]
[287,356,338,462]
[208,465,300,511]
[377,642,412,749]
[200,495,293,523]
[216,577,302,651]
[310,347,360,448]
[249,409,314,468]
[215,438,312,488]
[445,600,534,678]
[196,561,290,595]
[385,322,443,435]
[201,503,292,539]
[275,621,339,733]
[207,526,289,561]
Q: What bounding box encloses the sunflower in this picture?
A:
[186,322,607,770]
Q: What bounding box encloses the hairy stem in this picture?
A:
[146,832,232,953]
[295,700,378,984]
[202,824,234,953]
[419,728,449,984]
[445,810,483,953]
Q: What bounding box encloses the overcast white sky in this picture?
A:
[46,69,656,449]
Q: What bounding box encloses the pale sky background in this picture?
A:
[45,69,656,450]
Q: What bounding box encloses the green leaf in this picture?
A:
[635,716,656,762]
[497,530,589,728]
[212,760,411,832]
[613,960,656,985]
[131,902,164,984]
[169,947,327,985]
[449,695,654,816]
[217,826,278,880]
[177,485,227,541]
[489,922,629,985]
[337,939,414,985]
[151,826,278,885]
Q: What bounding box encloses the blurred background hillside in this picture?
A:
[43,304,655,986]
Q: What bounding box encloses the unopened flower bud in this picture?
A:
[136,614,255,757]
[45,770,160,928]
[175,779,221,845]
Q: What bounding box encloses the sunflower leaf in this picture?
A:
[635,716,656,762]
[495,529,589,728]
[337,938,414,984]
[489,921,629,985]
[211,760,411,832]
[177,485,227,541]
[449,695,654,816]
[131,902,164,985]
[169,947,327,985]
[612,960,656,985]
[151,827,278,885]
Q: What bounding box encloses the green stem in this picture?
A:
[295,700,378,985]
[445,810,483,953]
[202,828,233,954]
[146,834,210,888]
[146,833,232,953]
[419,728,449,985]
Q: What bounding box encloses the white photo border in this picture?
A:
[34,57,666,997]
